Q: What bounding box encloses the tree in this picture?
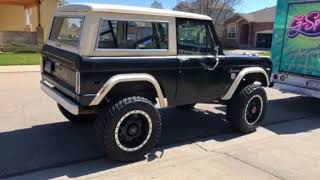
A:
[151,0,164,9]
[175,0,242,24]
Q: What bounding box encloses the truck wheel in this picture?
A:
[95,96,162,162]
[177,103,196,109]
[58,104,96,123]
[226,84,267,133]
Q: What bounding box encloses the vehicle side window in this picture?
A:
[97,19,169,50]
[49,17,84,49]
[177,20,215,55]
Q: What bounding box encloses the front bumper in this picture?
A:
[41,80,80,115]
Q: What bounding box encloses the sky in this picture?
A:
[68,0,278,13]
[235,0,277,13]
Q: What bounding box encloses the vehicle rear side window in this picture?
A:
[97,19,169,50]
[177,20,214,55]
[49,17,84,49]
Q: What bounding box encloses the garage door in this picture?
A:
[256,33,273,48]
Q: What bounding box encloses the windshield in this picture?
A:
[49,16,84,49]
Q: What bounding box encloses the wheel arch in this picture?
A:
[107,81,158,104]
[222,67,270,101]
[89,73,167,107]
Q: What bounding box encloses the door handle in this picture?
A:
[200,62,215,71]
[179,57,190,61]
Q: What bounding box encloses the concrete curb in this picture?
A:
[0,65,40,73]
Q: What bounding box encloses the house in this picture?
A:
[222,6,276,49]
[0,0,64,47]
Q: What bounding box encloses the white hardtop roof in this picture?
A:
[57,3,212,20]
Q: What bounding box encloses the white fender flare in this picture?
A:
[221,67,270,100]
[89,73,167,107]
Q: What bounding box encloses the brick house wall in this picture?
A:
[221,21,274,48]
[251,22,274,47]
[221,15,242,48]
[221,26,237,48]
[221,7,275,49]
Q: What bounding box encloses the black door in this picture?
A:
[175,18,223,105]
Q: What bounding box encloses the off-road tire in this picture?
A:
[176,103,196,109]
[95,96,162,162]
[226,84,267,133]
[58,104,96,123]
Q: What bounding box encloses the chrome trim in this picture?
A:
[211,57,220,71]
[41,80,79,115]
[76,72,81,94]
[115,110,152,152]
[95,49,170,52]
[89,73,167,107]
[222,67,270,100]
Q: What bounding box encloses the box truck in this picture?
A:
[272,0,320,98]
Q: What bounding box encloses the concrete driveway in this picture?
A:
[0,72,320,179]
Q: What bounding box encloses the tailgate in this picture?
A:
[41,45,79,95]
[280,2,320,77]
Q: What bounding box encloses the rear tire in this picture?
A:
[58,104,96,123]
[95,96,162,162]
[226,85,267,133]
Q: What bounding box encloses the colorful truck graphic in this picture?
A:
[272,0,320,98]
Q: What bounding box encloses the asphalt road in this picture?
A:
[0,72,320,179]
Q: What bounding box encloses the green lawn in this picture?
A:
[0,53,41,66]
[258,51,271,57]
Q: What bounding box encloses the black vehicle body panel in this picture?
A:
[79,56,179,105]
[41,44,272,109]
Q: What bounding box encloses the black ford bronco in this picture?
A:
[41,4,272,162]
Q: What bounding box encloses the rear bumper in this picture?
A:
[41,80,80,115]
[272,73,320,98]
[274,83,320,99]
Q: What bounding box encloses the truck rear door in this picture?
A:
[41,16,84,98]
[280,2,320,77]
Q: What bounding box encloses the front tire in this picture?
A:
[58,104,96,123]
[95,96,162,162]
[226,85,267,133]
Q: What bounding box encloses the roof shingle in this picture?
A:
[227,6,276,23]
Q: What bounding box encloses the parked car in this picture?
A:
[272,0,320,98]
[41,3,272,162]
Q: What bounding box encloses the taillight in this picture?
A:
[280,74,286,81]
[273,74,278,80]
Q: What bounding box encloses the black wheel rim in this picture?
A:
[245,95,263,125]
[115,110,152,152]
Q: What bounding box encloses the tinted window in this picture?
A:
[97,19,169,50]
[50,17,84,49]
[177,20,214,55]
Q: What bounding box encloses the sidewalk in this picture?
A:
[0,65,40,73]
[8,117,320,180]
